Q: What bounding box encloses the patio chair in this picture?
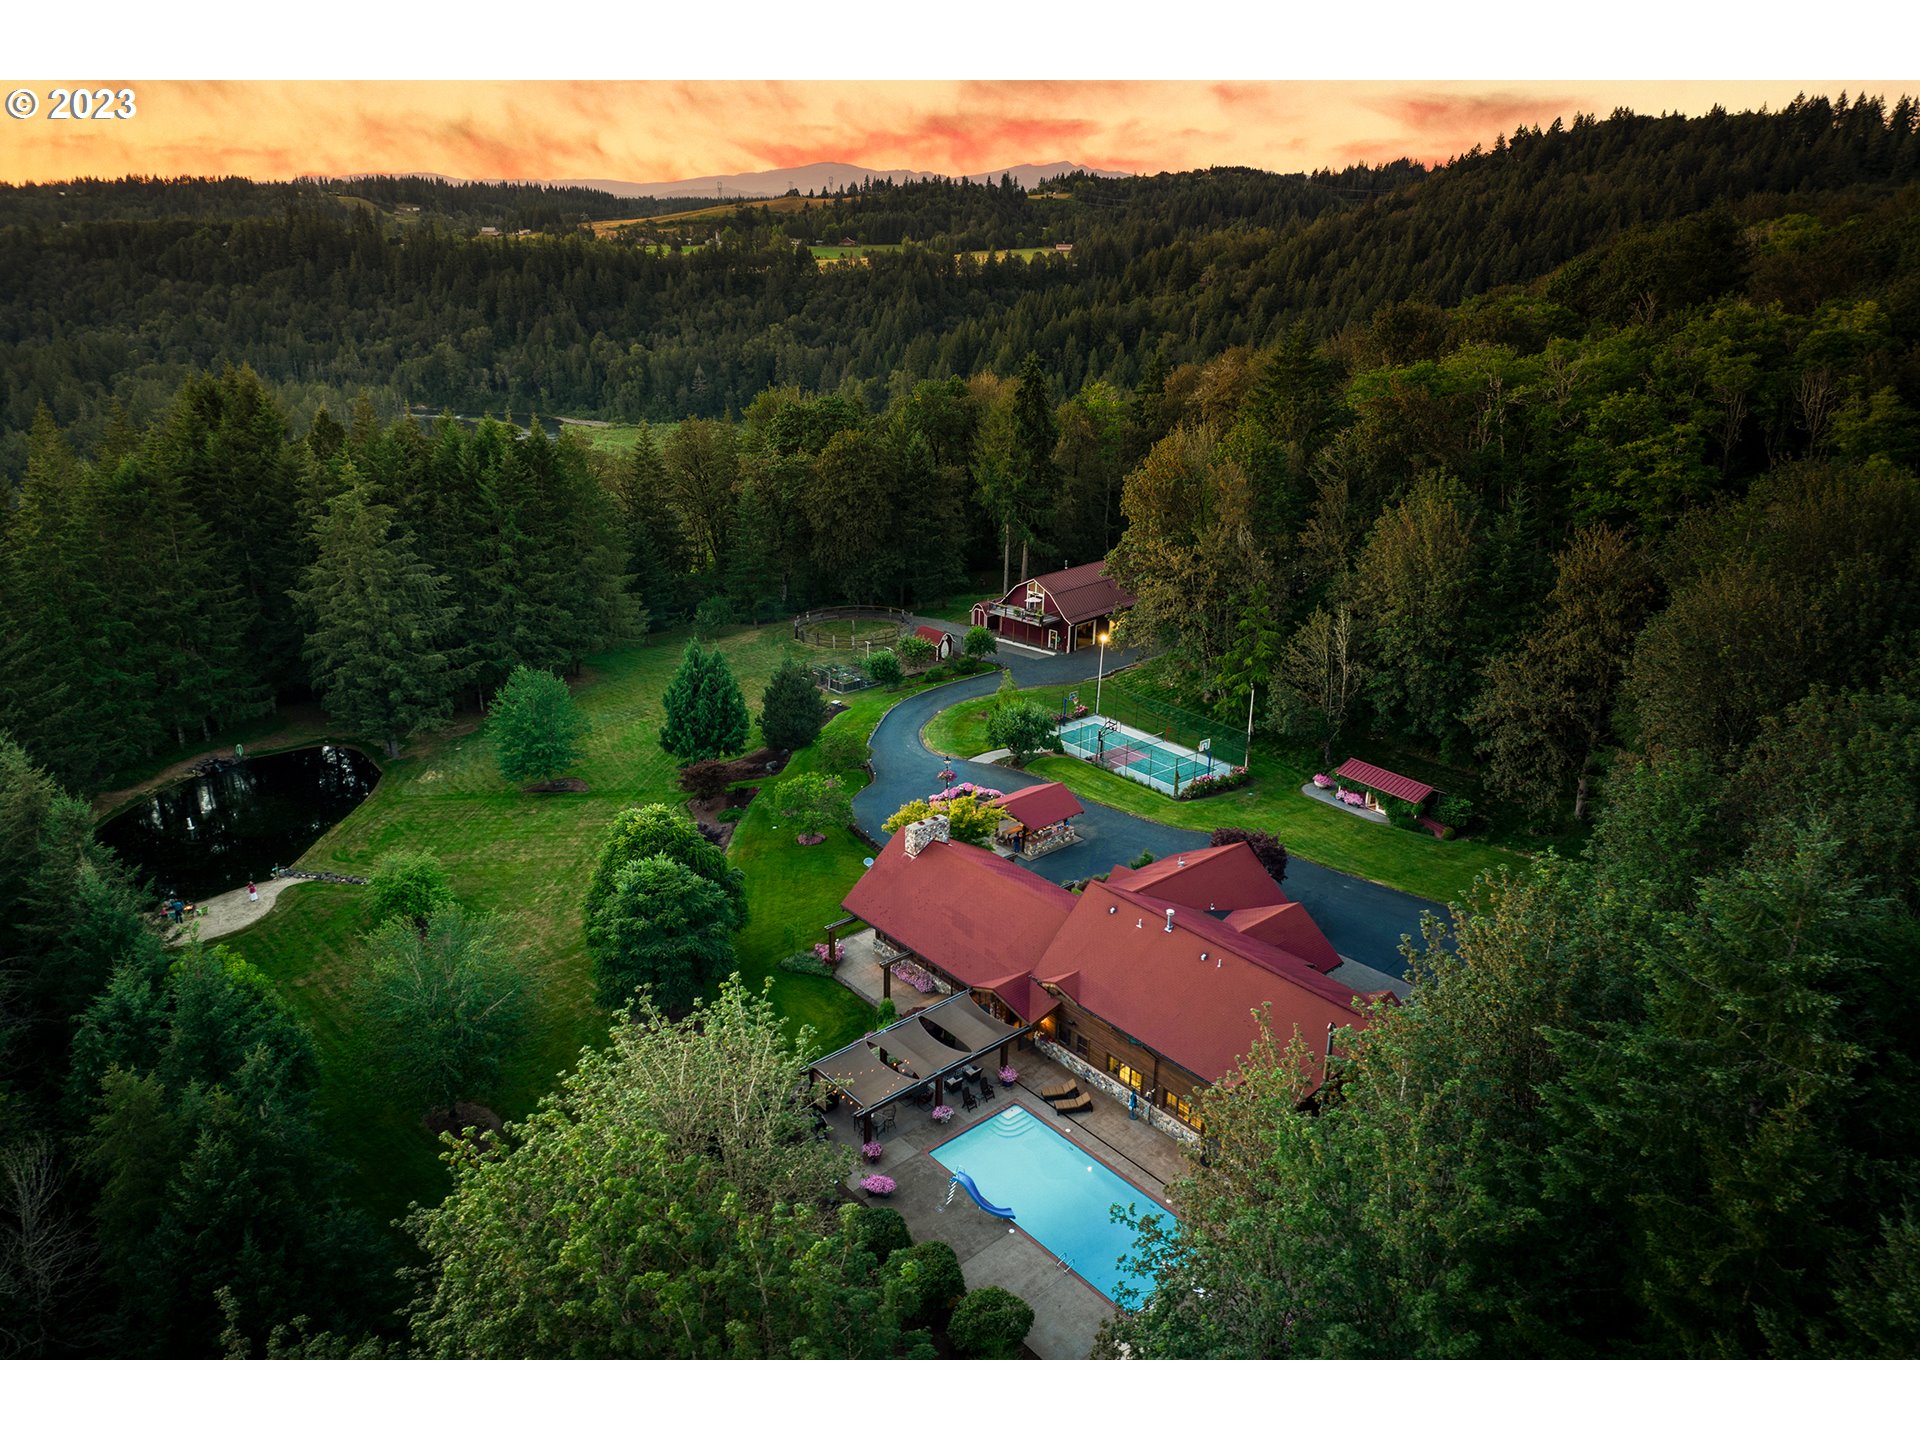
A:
[1053,1095,1093,1116]
[1040,1081,1079,1103]
[877,1105,897,1136]
[978,1075,997,1098]
[961,1091,978,1112]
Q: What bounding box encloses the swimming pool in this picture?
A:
[930,1104,1174,1303]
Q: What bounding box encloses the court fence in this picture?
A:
[1057,715,1236,799]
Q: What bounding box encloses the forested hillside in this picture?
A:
[6,95,1916,480]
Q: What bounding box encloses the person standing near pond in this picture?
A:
[247,881,258,903]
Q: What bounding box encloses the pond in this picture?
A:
[98,744,380,899]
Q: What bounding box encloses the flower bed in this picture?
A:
[1180,766,1249,800]
[891,959,940,994]
[928,781,1003,804]
[813,940,843,968]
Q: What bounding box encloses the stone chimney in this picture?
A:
[929,814,951,845]
[904,819,931,858]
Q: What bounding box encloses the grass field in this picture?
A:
[919,679,1531,905]
[562,420,677,456]
[213,625,878,1224]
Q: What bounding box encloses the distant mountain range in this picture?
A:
[312,161,1131,199]
[555,160,1132,199]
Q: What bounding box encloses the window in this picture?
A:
[1163,1088,1196,1126]
[1073,1033,1089,1059]
[1107,1055,1145,1091]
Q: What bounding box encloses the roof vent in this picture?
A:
[1176,857,1185,867]
[1135,917,1143,929]
[1108,905,1116,915]
[1164,908,1175,933]
[1200,952,1208,963]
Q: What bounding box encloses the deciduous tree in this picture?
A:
[488,664,589,786]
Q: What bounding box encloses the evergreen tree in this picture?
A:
[291,471,457,758]
[758,658,827,753]
[658,641,750,762]
[584,803,746,933]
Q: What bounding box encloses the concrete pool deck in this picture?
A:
[823,1047,1189,1358]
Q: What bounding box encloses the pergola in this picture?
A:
[808,990,1029,1143]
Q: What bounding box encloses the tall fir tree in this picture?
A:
[291,470,457,758]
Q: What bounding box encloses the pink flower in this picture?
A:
[861,1174,897,1195]
[998,1066,1019,1085]
[931,1105,955,1122]
[860,1141,884,1161]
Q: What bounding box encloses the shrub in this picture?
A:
[679,756,756,803]
[898,634,937,672]
[963,626,996,661]
[873,998,898,1027]
[717,807,745,824]
[1434,794,1475,829]
[889,1241,965,1327]
[865,650,904,688]
[949,1286,1035,1360]
[851,1204,913,1264]
[367,849,454,928]
[1209,827,1289,886]
[778,951,834,977]
[812,940,843,967]
[1132,850,1156,869]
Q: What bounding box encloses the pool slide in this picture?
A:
[947,1170,1016,1219]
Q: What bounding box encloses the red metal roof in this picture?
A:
[843,831,1074,991]
[1335,758,1435,806]
[1225,903,1342,973]
[1033,883,1371,1085]
[995,781,1083,831]
[1108,843,1286,913]
[913,625,949,647]
[990,562,1135,625]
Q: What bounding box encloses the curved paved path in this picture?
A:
[850,625,1444,977]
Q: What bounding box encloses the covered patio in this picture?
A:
[809,990,1031,1143]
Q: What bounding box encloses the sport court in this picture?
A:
[1057,715,1224,798]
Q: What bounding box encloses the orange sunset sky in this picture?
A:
[3,79,1915,188]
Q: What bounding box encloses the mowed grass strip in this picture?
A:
[919,684,1529,905]
[220,625,875,1224]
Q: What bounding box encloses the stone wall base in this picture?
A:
[1034,1038,1201,1146]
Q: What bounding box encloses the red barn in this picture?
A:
[969,562,1134,655]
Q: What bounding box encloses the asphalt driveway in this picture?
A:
[846,624,1446,977]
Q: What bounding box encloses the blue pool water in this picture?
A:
[930,1104,1174,1303]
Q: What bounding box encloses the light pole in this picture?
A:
[1094,629,1110,718]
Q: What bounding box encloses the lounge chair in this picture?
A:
[1053,1095,1093,1116]
[1040,1081,1078,1103]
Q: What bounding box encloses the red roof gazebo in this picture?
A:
[1334,758,1436,810]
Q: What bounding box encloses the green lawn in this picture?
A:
[215,623,877,1225]
[564,420,677,456]
[919,682,1530,905]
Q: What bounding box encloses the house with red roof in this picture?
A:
[840,803,1387,1138]
[969,561,1134,654]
